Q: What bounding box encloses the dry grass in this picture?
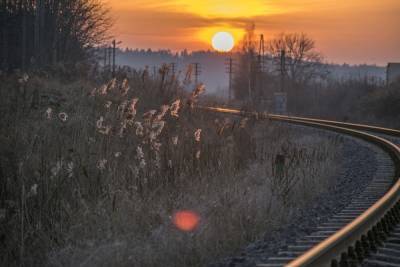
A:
[0,69,342,267]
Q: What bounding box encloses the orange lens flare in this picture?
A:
[172,210,200,232]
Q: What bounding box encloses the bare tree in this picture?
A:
[268,33,326,86]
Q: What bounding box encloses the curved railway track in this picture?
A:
[197,106,400,267]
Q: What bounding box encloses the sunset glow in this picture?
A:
[111,0,400,64]
[4,0,400,266]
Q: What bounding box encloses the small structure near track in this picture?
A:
[273,92,287,114]
[387,62,400,85]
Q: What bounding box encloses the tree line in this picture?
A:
[233,24,328,109]
[0,0,111,72]
[232,25,399,127]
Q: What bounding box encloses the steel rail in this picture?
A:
[268,114,400,137]
[196,105,400,267]
[197,106,400,137]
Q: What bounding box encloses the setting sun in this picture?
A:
[211,32,235,52]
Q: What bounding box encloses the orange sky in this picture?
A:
[109,0,400,65]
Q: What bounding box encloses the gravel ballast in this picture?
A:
[210,124,394,267]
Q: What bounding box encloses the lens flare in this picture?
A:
[172,210,200,231]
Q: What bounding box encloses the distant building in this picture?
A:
[387,63,400,85]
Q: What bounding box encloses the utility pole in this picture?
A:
[170,62,176,76]
[103,47,107,68]
[273,49,288,115]
[248,56,253,102]
[112,39,116,77]
[1,0,8,70]
[34,0,42,66]
[21,6,27,70]
[257,34,266,105]
[280,49,286,93]
[225,57,234,102]
[192,62,201,86]
[257,34,265,73]
[108,46,112,69]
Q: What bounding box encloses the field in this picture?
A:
[0,70,342,266]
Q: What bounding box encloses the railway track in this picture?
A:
[197,106,400,267]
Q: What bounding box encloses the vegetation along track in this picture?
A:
[197,106,400,267]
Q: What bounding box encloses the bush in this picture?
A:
[0,70,341,266]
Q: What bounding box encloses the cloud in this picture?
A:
[114,9,252,34]
[113,8,254,50]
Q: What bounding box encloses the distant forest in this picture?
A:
[112,48,386,93]
[114,49,231,94]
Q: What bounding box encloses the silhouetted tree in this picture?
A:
[268,33,326,86]
[0,0,112,71]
